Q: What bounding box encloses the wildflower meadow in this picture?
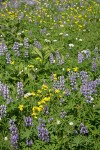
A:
[0,0,100,149]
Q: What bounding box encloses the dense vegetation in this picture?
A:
[0,0,100,149]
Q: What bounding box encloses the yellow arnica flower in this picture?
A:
[38,101,42,105]
[73,67,78,72]
[32,106,39,111]
[55,89,60,93]
[10,61,14,65]
[31,92,35,96]
[67,68,70,72]
[28,65,34,68]
[42,84,48,90]
[32,112,37,118]
[37,90,42,93]
[18,105,24,111]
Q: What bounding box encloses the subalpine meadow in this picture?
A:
[0,0,100,149]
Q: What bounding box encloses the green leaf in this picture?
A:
[32,48,43,59]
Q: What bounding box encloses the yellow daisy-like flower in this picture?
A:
[31,92,35,96]
[67,68,71,72]
[73,67,78,72]
[38,101,42,105]
[32,112,37,118]
[55,89,60,93]
[42,84,48,90]
[32,106,38,111]
[18,105,24,111]
[28,65,34,68]
[10,61,14,65]
[37,90,42,93]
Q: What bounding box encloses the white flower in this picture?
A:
[24,92,32,98]
[46,33,50,36]
[81,50,87,54]
[56,120,60,125]
[53,40,57,42]
[0,117,2,121]
[91,97,94,101]
[64,33,69,36]
[69,122,74,126]
[4,137,8,141]
[62,68,65,71]
[53,60,55,63]
[79,39,82,41]
[59,33,63,35]
[44,39,51,43]
[69,44,74,48]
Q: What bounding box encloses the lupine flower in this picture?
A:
[80,71,89,84]
[9,119,19,150]
[38,123,50,142]
[44,106,49,115]
[92,58,97,71]
[24,116,33,127]
[55,50,61,60]
[12,42,20,56]
[80,123,88,135]
[24,37,29,49]
[2,84,9,100]
[60,110,67,118]
[6,53,11,64]
[34,39,42,49]
[26,139,33,147]
[48,118,54,123]
[78,52,84,63]
[0,104,6,118]
[17,82,24,98]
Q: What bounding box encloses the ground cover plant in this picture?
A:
[0,0,100,149]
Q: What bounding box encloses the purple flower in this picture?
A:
[24,37,29,49]
[49,53,55,64]
[80,123,88,135]
[78,52,84,63]
[24,116,33,127]
[12,42,20,56]
[0,104,6,118]
[26,139,33,147]
[6,53,11,64]
[17,82,24,98]
[9,119,19,149]
[38,123,50,142]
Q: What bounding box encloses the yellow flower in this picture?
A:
[43,97,50,102]
[37,90,42,93]
[32,106,38,111]
[55,89,60,93]
[67,68,70,72]
[10,61,14,65]
[32,112,37,118]
[31,92,35,96]
[73,67,78,72]
[38,101,42,105]
[42,84,48,90]
[18,105,24,111]
[28,65,34,68]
